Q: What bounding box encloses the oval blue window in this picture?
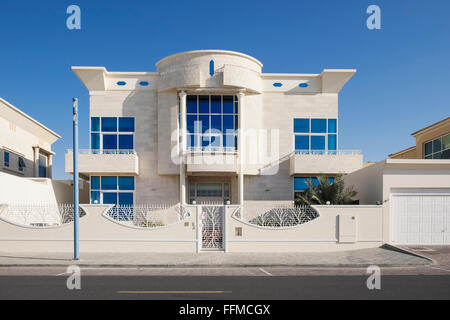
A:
[117,81,126,86]
[273,82,283,87]
[299,83,309,88]
[139,81,149,86]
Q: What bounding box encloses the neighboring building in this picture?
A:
[66,50,363,206]
[0,97,60,178]
[389,117,450,159]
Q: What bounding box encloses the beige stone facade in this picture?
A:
[67,50,362,205]
[0,98,60,179]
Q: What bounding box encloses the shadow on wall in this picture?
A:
[245,159,293,201]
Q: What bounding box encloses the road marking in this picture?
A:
[430,266,450,273]
[259,268,272,276]
[116,290,232,294]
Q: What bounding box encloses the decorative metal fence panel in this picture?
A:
[233,203,319,228]
[104,204,189,228]
[201,205,224,250]
[0,204,86,228]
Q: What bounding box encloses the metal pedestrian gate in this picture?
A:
[201,205,224,250]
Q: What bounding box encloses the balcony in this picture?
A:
[289,150,363,175]
[65,149,139,179]
[185,148,238,173]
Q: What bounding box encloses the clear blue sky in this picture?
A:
[1,0,449,180]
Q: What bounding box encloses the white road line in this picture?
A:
[259,268,272,276]
[430,266,450,273]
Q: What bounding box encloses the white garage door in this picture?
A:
[393,192,450,245]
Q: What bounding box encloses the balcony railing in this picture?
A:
[294,150,361,155]
[186,147,237,153]
[66,149,136,155]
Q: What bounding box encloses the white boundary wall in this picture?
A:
[0,203,383,253]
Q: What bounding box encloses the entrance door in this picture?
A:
[201,205,224,250]
[189,182,230,204]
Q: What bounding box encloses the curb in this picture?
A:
[381,244,435,264]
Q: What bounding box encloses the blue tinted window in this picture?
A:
[199,96,209,113]
[328,119,337,133]
[119,135,133,149]
[311,119,326,133]
[295,135,309,150]
[209,60,214,76]
[187,115,197,133]
[234,99,239,113]
[103,192,117,205]
[294,119,309,133]
[116,81,126,86]
[211,115,221,131]
[119,118,134,132]
[139,81,149,86]
[101,176,117,190]
[210,135,221,147]
[223,96,234,113]
[311,136,325,150]
[119,177,134,190]
[211,96,221,113]
[4,151,9,167]
[91,133,100,149]
[187,96,197,113]
[101,117,117,132]
[294,177,308,191]
[223,135,236,148]
[299,83,309,88]
[38,155,47,178]
[328,134,337,150]
[199,115,209,133]
[91,176,100,190]
[103,134,117,149]
[188,135,198,148]
[223,115,234,132]
[119,193,134,205]
[328,177,335,184]
[273,82,282,87]
[91,117,100,131]
[201,136,210,147]
[90,191,100,204]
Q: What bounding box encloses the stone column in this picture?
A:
[33,146,39,177]
[238,91,245,206]
[48,154,53,179]
[179,90,187,205]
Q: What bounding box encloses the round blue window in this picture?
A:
[139,81,149,86]
[299,83,309,88]
[117,81,126,86]
[273,82,283,87]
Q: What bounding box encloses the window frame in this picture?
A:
[90,117,135,151]
[423,133,450,159]
[90,175,135,206]
[182,95,239,152]
[293,118,338,153]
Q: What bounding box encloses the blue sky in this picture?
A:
[0,0,449,179]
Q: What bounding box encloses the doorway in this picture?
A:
[189,182,230,204]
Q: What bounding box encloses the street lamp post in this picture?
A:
[72,98,80,260]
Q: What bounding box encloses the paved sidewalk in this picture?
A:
[0,247,431,267]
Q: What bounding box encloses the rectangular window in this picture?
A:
[38,154,47,178]
[294,176,335,196]
[294,119,309,133]
[3,151,9,167]
[119,117,135,132]
[424,133,450,159]
[184,95,238,151]
[91,117,134,152]
[90,175,134,205]
[294,118,337,152]
[18,156,26,172]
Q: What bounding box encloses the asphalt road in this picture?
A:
[1,274,449,300]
